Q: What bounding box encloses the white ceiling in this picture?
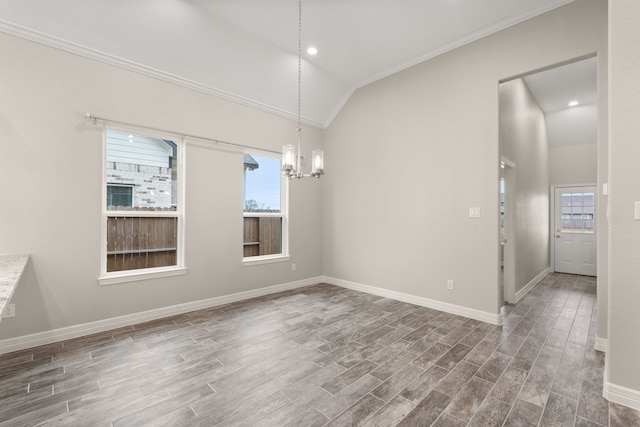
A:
[523,57,598,147]
[0,0,576,128]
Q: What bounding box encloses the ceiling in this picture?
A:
[523,57,598,147]
[0,0,579,128]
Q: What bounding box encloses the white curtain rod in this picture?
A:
[84,113,281,155]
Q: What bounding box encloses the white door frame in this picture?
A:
[549,183,597,273]
[501,157,516,304]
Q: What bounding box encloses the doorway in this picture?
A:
[500,157,516,304]
[551,185,597,276]
[498,56,598,311]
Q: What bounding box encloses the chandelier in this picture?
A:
[282,0,324,180]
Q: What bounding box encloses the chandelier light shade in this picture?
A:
[311,150,324,176]
[282,144,296,173]
[282,0,324,180]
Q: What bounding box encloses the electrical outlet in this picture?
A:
[2,304,15,318]
[291,263,296,272]
[447,280,454,290]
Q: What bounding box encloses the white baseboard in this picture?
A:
[322,276,502,325]
[514,267,551,303]
[594,336,608,353]
[602,344,640,411]
[604,380,640,411]
[0,277,321,355]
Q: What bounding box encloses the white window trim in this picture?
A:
[242,151,289,266]
[242,254,291,267]
[98,266,187,286]
[99,125,186,285]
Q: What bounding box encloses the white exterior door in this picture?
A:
[553,186,597,276]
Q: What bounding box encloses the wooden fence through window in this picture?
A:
[243,217,282,257]
[106,208,282,271]
[106,213,177,272]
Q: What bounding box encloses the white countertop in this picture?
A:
[0,254,29,322]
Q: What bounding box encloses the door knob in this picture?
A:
[555,234,561,238]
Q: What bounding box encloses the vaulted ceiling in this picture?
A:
[0,0,579,129]
[524,56,598,147]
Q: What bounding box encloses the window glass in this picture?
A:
[243,154,285,259]
[106,131,177,210]
[104,130,181,273]
[560,192,595,233]
[107,185,133,207]
[244,154,281,213]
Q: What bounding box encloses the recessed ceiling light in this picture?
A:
[568,100,579,107]
[307,47,318,55]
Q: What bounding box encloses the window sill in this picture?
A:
[242,254,290,267]
[98,267,187,286]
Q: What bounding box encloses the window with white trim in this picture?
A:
[100,129,184,282]
[243,153,288,261]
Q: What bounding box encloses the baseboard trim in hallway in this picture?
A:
[515,268,551,303]
[594,335,608,353]
[604,380,640,411]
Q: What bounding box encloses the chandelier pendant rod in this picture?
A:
[281,0,324,180]
[296,0,302,177]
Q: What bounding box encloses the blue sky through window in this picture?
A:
[244,155,281,212]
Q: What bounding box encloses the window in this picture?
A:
[243,153,288,262]
[107,184,133,207]
[561,192,595,233]
[100,129,184,284]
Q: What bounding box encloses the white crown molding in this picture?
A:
[0,277,321,355]
[322,276,502,326]
[322,87,356,129]
[354,0,575,90]
[1,1,574,131]
[0,20,326,129]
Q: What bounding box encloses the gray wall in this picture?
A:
[0,1,621,398]
[500,78,550,294]
[608,0,640,399]
[323,0,607,318]
[0,31,324,340]
[549,144,597,186]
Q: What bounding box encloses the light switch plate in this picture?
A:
[635,201,640,220]
[469,207,481,218]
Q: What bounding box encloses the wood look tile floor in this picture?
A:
[1,273,639,426]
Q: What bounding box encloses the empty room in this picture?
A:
[1,0,639,426]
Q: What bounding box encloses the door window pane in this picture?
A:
[560,192,595,233]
